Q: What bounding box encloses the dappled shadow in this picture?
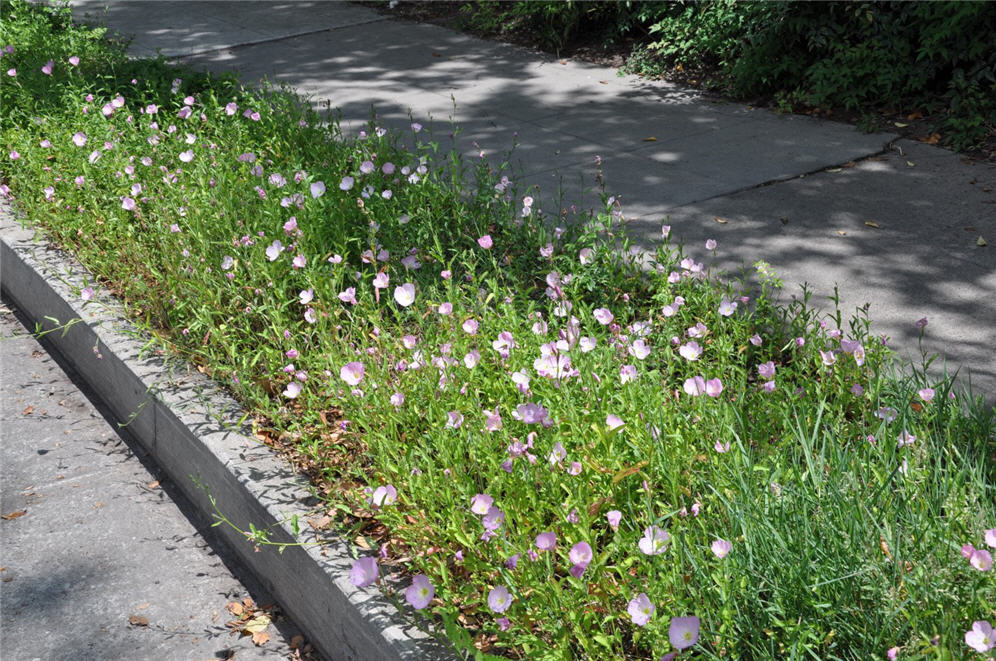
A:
[67,0,996,404]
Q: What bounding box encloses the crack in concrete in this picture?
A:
[170,17,391,61]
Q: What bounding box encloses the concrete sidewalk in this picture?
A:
[67,0,996,401]
[0,299,315,660]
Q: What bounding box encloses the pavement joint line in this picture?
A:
[168,17,392,62]
[652,137,900,213]
[0,207,457,660]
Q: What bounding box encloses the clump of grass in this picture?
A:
[2,2,994,658]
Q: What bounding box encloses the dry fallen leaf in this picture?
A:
[837,231,847,236]
[128,614,150,627]
[864,221,882,229]
[923,133,941,145]
[978,236,988,247]
[894,122,909,128]
[147,480,160,489]
[906,161,915,167]
[252,631,270,646]
[243,614,271,634]
[598,80,607,84]
[642,136,657,142]
[22,406,34,416]
[227,602,244,616]
[2,510,27,520]
[714,216,728,224]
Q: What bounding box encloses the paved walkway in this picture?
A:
[67,0,995,401]
[0,299,313,660]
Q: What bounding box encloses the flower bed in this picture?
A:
[2,2,994,658]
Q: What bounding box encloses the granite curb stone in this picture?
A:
[1,206,455,661]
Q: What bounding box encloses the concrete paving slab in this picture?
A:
[70,0,386,58]
[1,301,313,661]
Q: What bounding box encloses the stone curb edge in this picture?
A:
[1,208,455,661]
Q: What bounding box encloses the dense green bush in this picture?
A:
[634,1,996,150]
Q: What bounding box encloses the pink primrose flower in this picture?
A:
[350,556,378,587]
[669,616,700,650]
[488,586,512,613]
[711,538,732,558]
[627,593,654,627]
[340,362,364,386]
[639,525,670,555]
[405,574,434,610]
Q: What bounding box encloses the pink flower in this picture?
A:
[488,586,512,613]
[350,556,379,587]
[72,132,87,147]
[340,362,364,386]
[606,414,624,431]
[178,149,194,163]
[569,541,593,576]
[265,240,284,261]
[758,362,775,379]
[627,593,654,627]
[669,616,700,650]
[282,381,302,398]
[121,197,136,211]
[970,549,993,571]
[370,485,397,507]
[470,493,493,516]
[918,388,935,403]
[718,297,737,316]
[985,528,996,548]
[714,440,730,453]
[462,318,479,335]
[483,406,502,431]
[711,538,732,558]
[535,532,557,551]
[705,378,723,397]
[339,176,354,191]
[338,287,357,305]
[405,574,434,610]
[629,339,651,360]
[80,286,95,302]
[606,510,621,530]
[437,302,453,316]
[886,646,900,660]
[683,376,706,397]
[68,55,80,66]
[478,235,493,249]
[638,525,670,555]
[965,621,995,653]
[41,60,53,75]
[390,392,404,407]
[619,364,637,384]
[446,411,464,429]
[292,255,306,269]
[393,283,415,307]
[897,430,916,448]
[310,181,325,198]
[593,308,613,325]
[679,341,702,361]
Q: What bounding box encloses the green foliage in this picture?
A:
[628,1,996,150]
